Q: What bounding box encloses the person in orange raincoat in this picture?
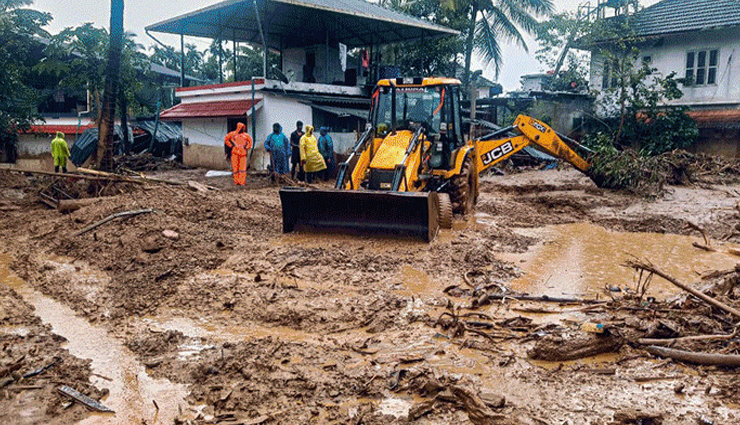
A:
[224,123,253,185]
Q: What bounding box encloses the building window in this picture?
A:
[601,58,619,89]
[685,49,719,86]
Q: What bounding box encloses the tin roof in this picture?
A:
[145,0,458,49]
[159,99,262,120]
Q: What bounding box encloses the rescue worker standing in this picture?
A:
[264,123,291,178]
[51,131,70,173]
[224,122,253,186]
[299,125,326,183]
[317,127,334,181]
[290,121,304,181]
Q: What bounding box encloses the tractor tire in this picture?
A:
[449,155,477,214]
[438,192,453,229]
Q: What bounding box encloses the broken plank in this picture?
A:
[57,385,114,412]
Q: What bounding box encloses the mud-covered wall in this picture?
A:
[691,129,740,158]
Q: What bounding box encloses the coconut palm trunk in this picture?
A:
[96,0,124,171]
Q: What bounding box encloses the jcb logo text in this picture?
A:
[481,141,514,166]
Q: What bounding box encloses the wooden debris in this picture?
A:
[74,208,154,237]
[57,385,114,412]
[528,333,623,362]
[612,408,663,424]
[645,345,740,367]
[57,197,107,213]
[477,292,601,306]
[449,386,507,425]
[625,260,740,319]
[637,330,738,346]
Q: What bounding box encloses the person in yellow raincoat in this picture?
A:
[224,123,253,185]
[299,125,326,183]
[51,131,71,173]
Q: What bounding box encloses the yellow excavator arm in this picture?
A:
[475,115,590,174]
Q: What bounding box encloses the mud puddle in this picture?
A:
[0,253,192,425]
[499,222,740,300]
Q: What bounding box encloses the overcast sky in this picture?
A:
[33,0,662,91]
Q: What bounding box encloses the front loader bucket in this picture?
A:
[279,187,440,242]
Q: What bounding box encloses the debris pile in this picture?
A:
[588,149,740,195]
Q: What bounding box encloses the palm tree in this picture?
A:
[96,0,124,171]
[457,0,554,90]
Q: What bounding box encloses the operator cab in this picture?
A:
[370,78,465,171]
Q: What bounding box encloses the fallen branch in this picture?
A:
[686,221,710,247]
[482,293,601,305]
[0,167,144,184]
[625,260,740,319]
[645,345,740,367]
[73,209,154,236]
[638,330,738,346]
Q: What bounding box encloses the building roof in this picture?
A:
[145,0,458,49]
[24,124,96,135]
[160,99,262,120]
[629,0,740,37]
[687,109,740,130]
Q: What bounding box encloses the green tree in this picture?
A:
[534,12,589,92]
[149,43,204,80]
[39,24,147,119]
[0,0,50,160]
[449,0,554,90]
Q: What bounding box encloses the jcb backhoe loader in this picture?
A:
[280,77,590,241]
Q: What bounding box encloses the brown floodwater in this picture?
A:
[499,222,740,300]
[0,253,191,425]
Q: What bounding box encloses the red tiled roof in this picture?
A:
[687,109,740,129]
[160,99,261,120]
[175,79,265,93]
[24,124,95,134]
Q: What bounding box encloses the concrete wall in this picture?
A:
[282,45,347,84]
[16,133,80,172]
[589,28,740,107]
[180,92,314,171]
[691,129,740,158]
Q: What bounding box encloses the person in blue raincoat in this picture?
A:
[317,127,334,181]
[264,123,291,178]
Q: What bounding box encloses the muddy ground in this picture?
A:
[2,165,740,424]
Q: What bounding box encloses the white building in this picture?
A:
[146,0,458,170]
[584,0,740,155]
[160,79,368,170]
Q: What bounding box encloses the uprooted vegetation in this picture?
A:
[587,148,740,196]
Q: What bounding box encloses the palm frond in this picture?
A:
[473,17,503,77]
[485,8,528,50]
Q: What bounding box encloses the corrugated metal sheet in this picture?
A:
[69,126,124,166]
[687,109,740,129]
[311,104,368,119]
[160,99,261,120]
[522,146,556,161]
[146,0,458,49]
[134,120,183,144]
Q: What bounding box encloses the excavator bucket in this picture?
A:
[279,187,440,242]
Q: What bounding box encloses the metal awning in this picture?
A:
[311,104,368,119]
[160,99,262,120]
[145,0,458,49]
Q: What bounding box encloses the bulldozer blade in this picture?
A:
[279,187,440,242]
